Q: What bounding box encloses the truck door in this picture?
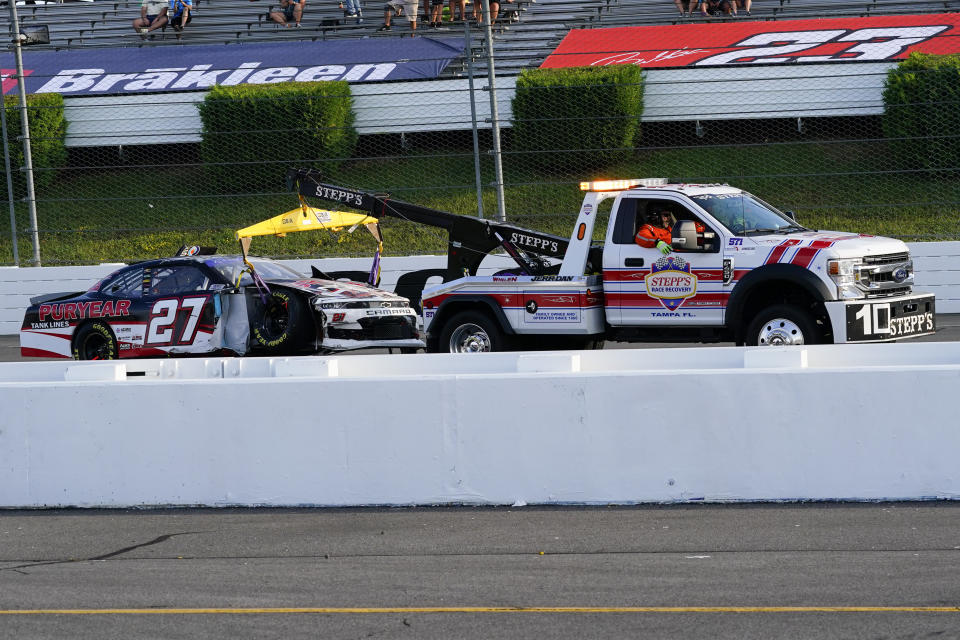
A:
[608,197,725,327]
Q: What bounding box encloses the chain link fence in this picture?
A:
[3,11,959,267]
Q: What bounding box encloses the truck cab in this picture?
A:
[584,179,934,346]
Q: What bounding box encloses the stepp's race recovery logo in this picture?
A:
[645,256,697,311]
[542,13,960,69]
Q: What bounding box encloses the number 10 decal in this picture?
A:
[695,26,950,66]
[854,302,890,337]
[146,297,208,345]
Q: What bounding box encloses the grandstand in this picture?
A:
[1,0,958,76]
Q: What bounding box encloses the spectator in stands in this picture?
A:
[448,0,466,22]
[473,0,513,25]
[169,0,192,34]
[698,0,734,16]
[339,0,363,23]
[378,0,418,32]
[734,0,750,15]
[427,0,445,28]
[270,0,305,27]
[133,0,168,36]
[672,0,697,17]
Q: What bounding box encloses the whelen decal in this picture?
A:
[541,13,960,69]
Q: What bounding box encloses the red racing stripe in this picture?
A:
[764,239,802,265]
[790,238,841,269]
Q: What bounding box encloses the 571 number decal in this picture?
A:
[695,26,950,66]
[146,297,208,346]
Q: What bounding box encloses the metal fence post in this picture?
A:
[480,0,506,223]
[464,21,484,219]
[7,0,41,266]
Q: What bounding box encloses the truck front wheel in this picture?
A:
[746,305,820,346]
[439,311,507,353]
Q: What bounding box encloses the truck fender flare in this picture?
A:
[431,296,517,336]
[725,264,832,329]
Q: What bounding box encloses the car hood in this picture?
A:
[264,277,407,301]
[751,231,909,258]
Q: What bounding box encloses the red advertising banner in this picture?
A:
[541,13,960,69]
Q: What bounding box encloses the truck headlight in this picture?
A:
[827,258,864,299]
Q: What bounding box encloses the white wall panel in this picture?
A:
[1,342,959,507]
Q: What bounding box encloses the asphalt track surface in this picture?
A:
[1,504,960,639]
[3,322,960,638]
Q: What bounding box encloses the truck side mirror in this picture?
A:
[785,210,797,221]
[672,221,700,251]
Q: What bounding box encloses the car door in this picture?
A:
[611,196,725,327]
[141,264,219,354]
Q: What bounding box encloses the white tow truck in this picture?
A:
[289,170,935,352]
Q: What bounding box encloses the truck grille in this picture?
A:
[859,253,913,298]
[863,252,908,266]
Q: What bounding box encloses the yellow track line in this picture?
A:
[1,606,958,615]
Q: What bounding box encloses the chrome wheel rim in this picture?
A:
[449,323,492,353]
[756,318,805,346]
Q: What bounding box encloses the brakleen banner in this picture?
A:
[542,13,960,69]
[1,38,464,95]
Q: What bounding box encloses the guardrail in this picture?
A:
[2,342,958,508]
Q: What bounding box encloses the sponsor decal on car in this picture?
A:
[38,299,132,322]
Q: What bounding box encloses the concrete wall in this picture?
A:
[2,243,957,335]
[1,342,959,508]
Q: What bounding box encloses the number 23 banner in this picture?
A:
[541,13,960,69]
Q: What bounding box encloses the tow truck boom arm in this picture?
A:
[287,168,600,281]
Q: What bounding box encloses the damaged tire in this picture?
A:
[253,289,310,354]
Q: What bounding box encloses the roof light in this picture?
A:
[579,178,669,192]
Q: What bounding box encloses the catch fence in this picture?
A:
[2,13,959,266]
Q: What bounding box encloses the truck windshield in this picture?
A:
[690,193,803,236]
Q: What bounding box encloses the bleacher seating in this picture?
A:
[0,0,957,76]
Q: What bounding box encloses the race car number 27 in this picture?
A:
[146,297,207,345]
[694,26,950,66]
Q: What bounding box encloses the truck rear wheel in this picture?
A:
[439,311,506,353]
[746,305,819,346]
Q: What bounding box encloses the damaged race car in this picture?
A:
[20,205,423,360]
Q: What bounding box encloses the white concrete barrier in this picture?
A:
[2,243,957,335]
[2,342,958,508]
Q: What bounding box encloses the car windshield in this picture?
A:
[207,257,303,286]
[690,193,803,235]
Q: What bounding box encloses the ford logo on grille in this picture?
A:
[892,267,909,283]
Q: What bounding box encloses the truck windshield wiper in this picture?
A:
[775,225,807,234]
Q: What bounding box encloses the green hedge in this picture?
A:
[883,52,960,174]
[2,93,68,200]
[198,81,357,191]
[511,65,644,171]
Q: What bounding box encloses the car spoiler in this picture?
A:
[30,291,85,306]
